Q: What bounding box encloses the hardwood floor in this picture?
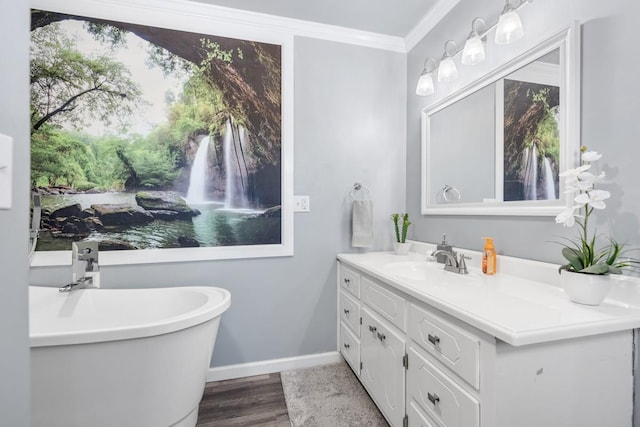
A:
[196,373,291,427]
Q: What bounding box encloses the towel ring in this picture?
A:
[442,185,461,202]
[351,182,372,200]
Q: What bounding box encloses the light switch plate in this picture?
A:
[294,195,310,212]
[0,134,13,210]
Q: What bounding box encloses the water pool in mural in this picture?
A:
[30,8,283,251]
[503,79,560,202]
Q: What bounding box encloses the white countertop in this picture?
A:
[337,246,640,346]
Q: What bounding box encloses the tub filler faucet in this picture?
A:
[59,241,100,292]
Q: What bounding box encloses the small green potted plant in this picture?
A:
[555,146,639,305]
[391,213,411,255]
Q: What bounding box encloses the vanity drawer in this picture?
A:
[340,323,360,376]
[339,291,360,336]
[340,264,361,298]
[360,276,407,332]
[408,399,442,427]
[408,347,479,427]
[409,303,480,389]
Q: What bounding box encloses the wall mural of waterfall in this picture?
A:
[29,5,291,261]
[503,79,560,201]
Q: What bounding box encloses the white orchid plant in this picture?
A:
[555,147,639,275]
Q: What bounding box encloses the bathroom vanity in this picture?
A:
[337,245,640,427]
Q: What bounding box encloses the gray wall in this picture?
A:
[0,0,31,425]
[30,36,407,367]
[408,2,640,424]
[407,0,640,264]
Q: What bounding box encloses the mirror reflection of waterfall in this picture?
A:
[521,142,557,200]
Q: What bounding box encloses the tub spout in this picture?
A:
[59,277,95,293]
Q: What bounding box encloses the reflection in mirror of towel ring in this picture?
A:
[442,185,461,203]
[351,182,372,200]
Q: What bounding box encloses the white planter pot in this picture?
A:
[560,270,612,306]
[394,242,411,256]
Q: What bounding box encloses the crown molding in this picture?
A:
[32,0,406,52]
[32,0,463,53]
[405,0,462,52]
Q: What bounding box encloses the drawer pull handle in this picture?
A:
[343,308,350,315]
[377,332,386,341]
[344,278,351,284]
[368,325,377,333]
[427,392,440,406]
[428,334,441,346]
[343,343,350,349]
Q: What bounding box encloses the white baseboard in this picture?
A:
[206,351,343,382]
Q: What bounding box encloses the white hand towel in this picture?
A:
[352,200,373,248]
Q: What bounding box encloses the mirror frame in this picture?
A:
[421,23,581,216]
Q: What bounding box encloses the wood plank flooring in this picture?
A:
[196,373,291,427]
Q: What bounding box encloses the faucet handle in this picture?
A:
[458,254,471,274]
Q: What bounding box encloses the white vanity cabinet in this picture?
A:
[337,256,635,427]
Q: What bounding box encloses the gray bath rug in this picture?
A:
[281,360,389,427]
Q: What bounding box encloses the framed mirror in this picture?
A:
[421,24,580,216]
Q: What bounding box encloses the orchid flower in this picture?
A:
[559,164,591,178]
[574,189,610,209]
[555,206,578,227]
[581,151,602,162]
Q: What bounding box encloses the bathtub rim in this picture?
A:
[29,285,231,348]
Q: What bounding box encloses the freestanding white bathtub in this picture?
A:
[29,285,231,427]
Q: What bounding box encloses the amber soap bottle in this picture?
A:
[482,237,496,275]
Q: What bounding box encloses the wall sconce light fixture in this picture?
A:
[437,40,458,82]
[416,0,531,97]
[416,58,437,96]
[495,0,525,44]
[461,18,486,66]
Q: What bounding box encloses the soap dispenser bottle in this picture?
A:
[482,237,496,275]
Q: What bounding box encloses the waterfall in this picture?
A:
[185,136,210,205]
[541,157,557,200]
[224,120,250,209]
[522,144,538,200]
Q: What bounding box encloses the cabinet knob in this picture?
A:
[343,308,350,315]
[344,278,351,284]
[368,325,377,333]
[428,334,441,346]
[427,392,440,406]
[343,343,350,349]
[377,332,386,341]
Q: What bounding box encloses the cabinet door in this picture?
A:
[361,307,405,427]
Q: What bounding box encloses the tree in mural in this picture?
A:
[30,23,143,134]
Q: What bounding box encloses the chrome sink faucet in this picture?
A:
[430,249,471,275]
[60,242,100,292]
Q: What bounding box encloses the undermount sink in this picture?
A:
[383,260,481,283]
[383,261,441,281]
